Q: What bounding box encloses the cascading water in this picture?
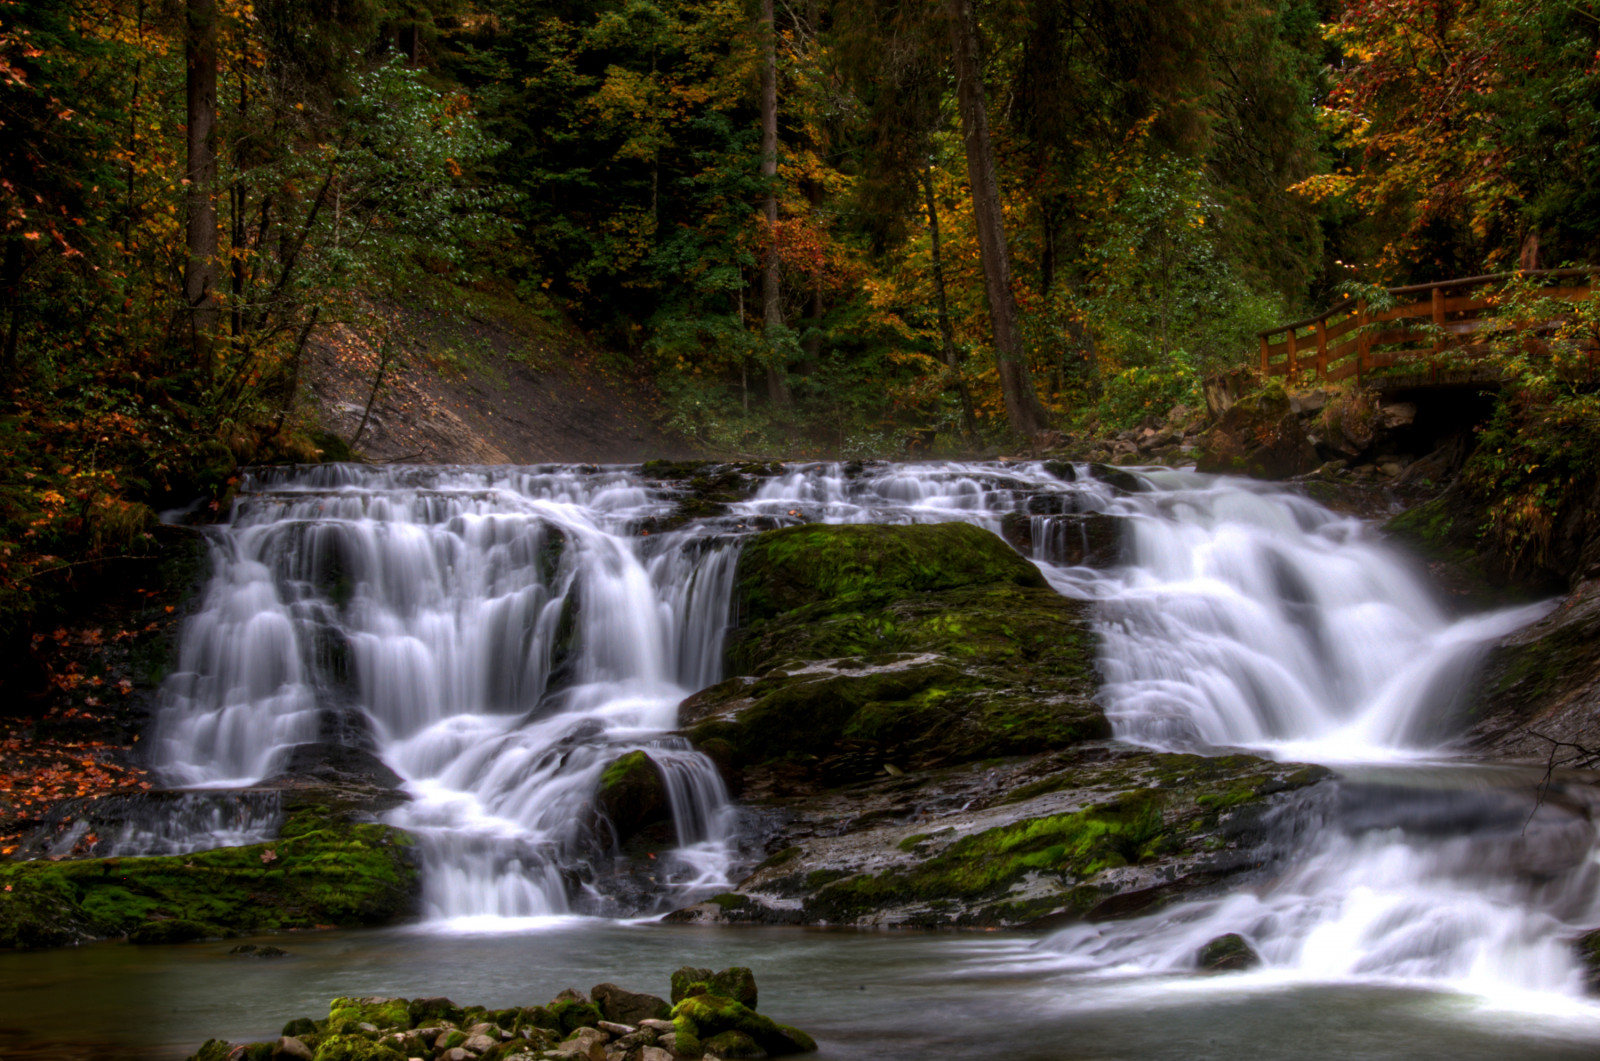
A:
[153,465,743,922]
[149,457,1597,1005]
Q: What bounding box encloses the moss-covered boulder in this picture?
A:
[1197,932,1261,972]
[735,522,1046,622]
[310,1035,404,1061]
[0,804,418,949]
[683,522,1105,781]
[594,751,671,845]
[329,997,410,1030]
[670,994,816,1058]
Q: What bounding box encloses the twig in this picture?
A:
[1523,730,1600,832]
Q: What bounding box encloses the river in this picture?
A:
[3,461,1599,1059]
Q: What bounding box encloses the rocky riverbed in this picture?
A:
[186,967,815,1061]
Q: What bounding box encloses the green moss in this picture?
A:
[708,892,752,910]
[599,751,650,793]
[128,918,221,945]
[753,847,801,871]
[735,522,1045,624]
[329,998,410,1030]
[311,1035,405,1061]
[548,999,602,1034]
[691,542,1106,771]
[804,791,1170,922]
[670,994,815,1057]
[0,805,418,949]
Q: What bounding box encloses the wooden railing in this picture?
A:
[1258,267,1596,385]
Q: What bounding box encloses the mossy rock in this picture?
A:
[548,998,602,1034]
[408,997,464,1026]
[283,1018,320,1038]
[703,1029,765,1058]
[310,1035,405,1061]
[1197,932,1260,972]
[594,751,671,844]
[670,966,714,1005]
[670,994,816,1057]
[735,522,1045,623]
[686,581,1105,773]
[329,997,410,1030]
[0,805,419,949]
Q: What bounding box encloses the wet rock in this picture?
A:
[637,1048,673,1061]
[670,967,716,1005]
[275,1038,313,1061]
[684,524,1106,778]
[592,753,671,846]
[702,1029,765,1058]
[1197,932,1261,972]
[551,1027,608,1061]
[410,997,465,1026]
[592,984,671,1026]
[229,943,289,957]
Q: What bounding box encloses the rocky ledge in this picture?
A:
[0,799,419,948]
[186,966,816,1061]
[657,520,1329,927]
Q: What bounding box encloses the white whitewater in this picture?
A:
[152,458,1599,1001]
[154,465,741,920]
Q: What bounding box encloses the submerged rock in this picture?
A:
[1196,933,1261,972]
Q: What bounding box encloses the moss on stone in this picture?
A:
[670,993,815,1057]
[548,998,602,1034]
[734,522,1045,624]
[310,1035,405,1061]
[686,526,1105,773]
[329,997,410,1030]
[0,804,418,949]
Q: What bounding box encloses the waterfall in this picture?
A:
[153,466,744,922]
[151,458,1592,992]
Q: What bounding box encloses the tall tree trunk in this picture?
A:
[946,0,1048,437]
[923,169,976,438]
[760,0,791,408]
[1,239,24,381]
[185,0,220,382]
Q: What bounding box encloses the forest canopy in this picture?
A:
[0,0,1597,626]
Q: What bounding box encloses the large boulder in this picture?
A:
[591,983,671,1025]
[1196,382,1319,480]
[593,751,671,845]
[683,523,1106,780]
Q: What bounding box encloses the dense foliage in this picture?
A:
[1,0,1596,630]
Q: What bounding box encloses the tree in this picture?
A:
[945,0,1048,436]
[759,0,791,406]
[185,0,221,376]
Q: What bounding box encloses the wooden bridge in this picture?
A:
[1257,267,1596,386]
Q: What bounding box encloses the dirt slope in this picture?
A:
[305,298,688,464]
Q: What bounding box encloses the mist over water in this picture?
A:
[148,460,1599,1011]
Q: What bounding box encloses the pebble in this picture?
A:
[597,1021,635,1036]
[637,1019,675,1033]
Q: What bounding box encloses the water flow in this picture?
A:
[154,466,742,921]
[152,458,1592,996]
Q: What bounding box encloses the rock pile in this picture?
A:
[185,967,817,1061]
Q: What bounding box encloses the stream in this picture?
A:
[5,460,1600,1059]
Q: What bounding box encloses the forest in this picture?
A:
[1,0,1598,634]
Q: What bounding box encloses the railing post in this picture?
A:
[1431,285,1446,383]
[1316,318,1328,383]
[1260,334,1270,377]
[1286,326,1298,384]
[1357,298,1369,381]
